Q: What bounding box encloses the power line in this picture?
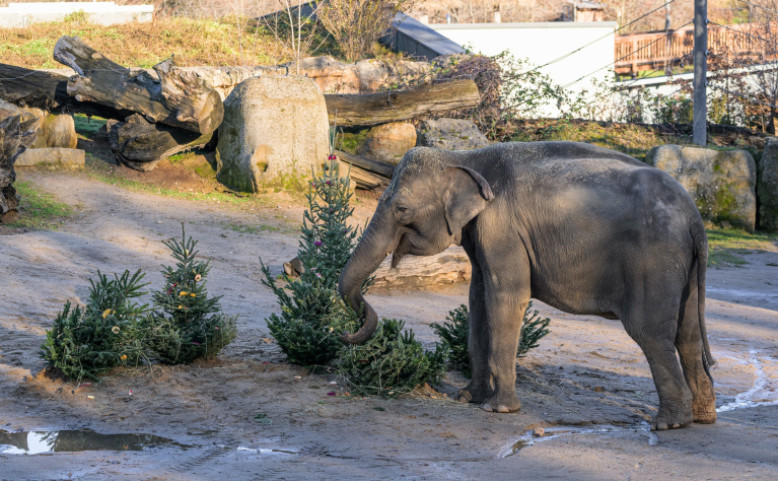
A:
[709,20,775,46]
[619,56,690,89]
[516,0,679,76]
[563,19,694,89]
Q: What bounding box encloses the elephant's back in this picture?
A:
[501,141,645,170]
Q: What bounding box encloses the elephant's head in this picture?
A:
[338,148,494,344]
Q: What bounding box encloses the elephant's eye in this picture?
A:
[394,205,413,224]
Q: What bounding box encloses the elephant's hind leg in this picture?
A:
[622,284,693,430]
[676,277,716,424]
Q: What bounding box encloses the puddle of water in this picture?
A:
[500,424,656,458]
[0,429,190,454]
[236,446,298,456]
[717,349,778,413]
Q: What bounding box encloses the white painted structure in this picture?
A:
[0,2,153,28]
[430,21,618,118]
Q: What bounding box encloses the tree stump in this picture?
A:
[0,115,37,223]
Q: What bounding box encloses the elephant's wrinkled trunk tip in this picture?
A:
[338,288,378,344]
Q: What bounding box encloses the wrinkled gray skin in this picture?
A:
[338,141,717,431]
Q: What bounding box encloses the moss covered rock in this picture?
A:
[646,145,756,231]
[215,75,329,193]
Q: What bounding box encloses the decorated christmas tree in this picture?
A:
[145,226,237,364]
[261,156,364,366]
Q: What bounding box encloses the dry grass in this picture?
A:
[0,15,288,69]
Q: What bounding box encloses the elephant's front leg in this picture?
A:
[480,287,527,413]
[457,261,493,404]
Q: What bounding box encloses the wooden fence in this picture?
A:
[614,22,773,77]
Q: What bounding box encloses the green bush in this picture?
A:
[430,304,471,376]
[431,301,551,377]
[42,229,237,380]
[338,319,446,397]
[40,270,150,381]
[261,158,363,366]
[143,226,237,364]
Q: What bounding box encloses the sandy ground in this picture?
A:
[1,170,778,481]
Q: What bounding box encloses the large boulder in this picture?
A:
[646,145,757,231]
[15,147,85,169]
[357,122,417,166]
[419,118,491,151]
[758,138,778,231]
[216,75,330,193]
[289,56,430,94]
[30,112,78,149]
[0,100,77,149]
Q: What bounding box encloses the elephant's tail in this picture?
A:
[693,222,715,375]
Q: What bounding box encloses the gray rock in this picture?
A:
[419,118,490,151]
[216,75,330,193]
[646,145,756,231]
[758,138,778,231]
[15,148,85,168]
[357,121,417,166]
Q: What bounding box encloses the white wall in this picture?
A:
[0,2,153,28]
[430,21,617,118]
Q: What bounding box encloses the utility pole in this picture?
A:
[693,0,708,146]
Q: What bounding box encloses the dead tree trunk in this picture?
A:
[53,36,223,135]
[0,115,37,223]
[108,114,211,171]
[0,64,70,111]
[324,79,480,127]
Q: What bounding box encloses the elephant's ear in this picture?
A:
[442,166,494,235]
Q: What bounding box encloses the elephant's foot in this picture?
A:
[692,397,717,424]
[456,381,491,404]
[651,404,693,431]
[481,394,521,414]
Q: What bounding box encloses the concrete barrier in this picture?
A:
[0,2,153,28]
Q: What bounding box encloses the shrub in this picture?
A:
[261,157,362,366]
[40,270,150,381]
[430,304,471,376]
[318,0,415,62]
[144,226,237,364]
[338,319,446,397]
[431,301,551,377]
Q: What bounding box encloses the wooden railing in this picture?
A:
[614,23,772,76]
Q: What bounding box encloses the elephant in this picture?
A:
[338,141,717,431]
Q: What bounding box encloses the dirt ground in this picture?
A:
[1,167,778,481]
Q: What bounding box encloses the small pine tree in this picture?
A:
[40,270,150,381]
[430,304,471,376]
[144,226,237,364]
[261,157,363,366]
[432,301,551,377]
[338,319,446,397]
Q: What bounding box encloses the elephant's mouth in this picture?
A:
[391,233,413,268]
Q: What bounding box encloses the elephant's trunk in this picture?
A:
[338,205,399,344]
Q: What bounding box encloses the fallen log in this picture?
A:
[0,115,37,223]
[324,79,480,127]
[108,114,211,171]
[343,163,389,190]
[284,246,471,290]
[53,36,223,135]
[371,246,471,289]
[0,64,70,111]
[335,149,395,179]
